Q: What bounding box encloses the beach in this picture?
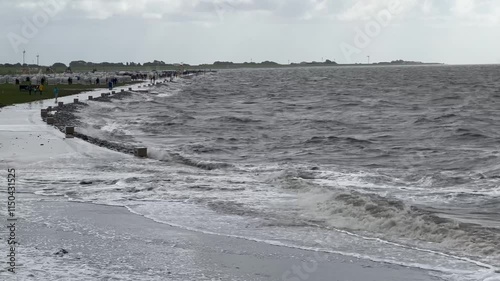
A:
[0,82,444,281]
[3,193,443,280]
[1,66,500,281]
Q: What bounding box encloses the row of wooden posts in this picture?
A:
[40,86,148,158]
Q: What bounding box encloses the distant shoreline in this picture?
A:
[218,62,445,69]
[188,61,445,70]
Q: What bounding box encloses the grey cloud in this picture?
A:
[0,0,365,22]
[0,0,499,66]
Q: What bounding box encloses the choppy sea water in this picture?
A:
[25,65,500,280]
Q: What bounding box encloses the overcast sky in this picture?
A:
[0,0,499,65]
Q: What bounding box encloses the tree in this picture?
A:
[213,61,234,65]
[261,61,278,65]
[69,60,87,67]
[52,62,67,68]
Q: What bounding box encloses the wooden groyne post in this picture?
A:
[134,147,148,158]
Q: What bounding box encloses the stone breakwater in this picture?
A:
[42,90,136,155]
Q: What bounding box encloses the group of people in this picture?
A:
[22,83,59,103]
[108,77,119,85]
[26,84,44,95]
[25,84,59,103]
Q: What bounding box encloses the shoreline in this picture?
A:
[44,89,139,155]
[0,192,446,280]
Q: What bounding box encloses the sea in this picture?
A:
[23,65,500,280]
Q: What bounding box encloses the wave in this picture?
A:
[298,189,500,265]
[415,114,459,125]
[454,128,491,140]
[173,155,233,170]
[431,95,461,102]
[148,149,233,170]
[434,113,459,121]
[414,117,433,124]
[263,168,319,190]
[305,136,373,145]
[209,116,261,123]
[184,144,226,154]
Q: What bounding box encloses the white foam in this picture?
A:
[296,187,500,267]
[122,200,493,281]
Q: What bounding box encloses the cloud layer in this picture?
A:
[0,0,499,65]
[1,0,498,23]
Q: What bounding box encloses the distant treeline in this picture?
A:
[374,60,430,65]
[0,59,339,70]
[292,59,338,66]
[0,59,440,75]
[0,60,190,70]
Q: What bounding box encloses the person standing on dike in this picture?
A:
[39,84,44,95]
[53,86,59,103]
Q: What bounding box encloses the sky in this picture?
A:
[0,0,499,65]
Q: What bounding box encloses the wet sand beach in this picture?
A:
[3,193,443,281]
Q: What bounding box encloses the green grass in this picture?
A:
[0,83,137,108]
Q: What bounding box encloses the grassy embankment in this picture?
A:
[0,65,178,75]
[0,83,137,108]
[0,66,127,75]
